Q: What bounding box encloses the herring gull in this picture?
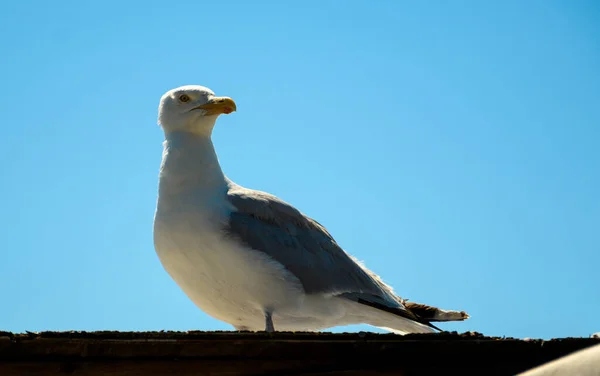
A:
[152,85,470,334]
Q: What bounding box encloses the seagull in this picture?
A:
[153,85,470,334]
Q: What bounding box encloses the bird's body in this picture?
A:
[153,85,469,334]
[153,133,307,331]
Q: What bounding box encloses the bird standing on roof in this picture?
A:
[152,85,470,334]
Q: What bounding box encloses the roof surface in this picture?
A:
[1,331,599,375]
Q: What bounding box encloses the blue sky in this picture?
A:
[1,1,598,340]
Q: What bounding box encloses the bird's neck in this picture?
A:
[158,131,227,196]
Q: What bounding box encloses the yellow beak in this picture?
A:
[194,97,237,115]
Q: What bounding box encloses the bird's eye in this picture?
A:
[179,94,190,103]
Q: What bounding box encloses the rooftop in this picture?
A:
[1,330,599,375]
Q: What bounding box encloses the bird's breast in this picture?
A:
[153,202,305,322]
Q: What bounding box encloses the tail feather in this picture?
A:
[404,301,470,322]
[340,292,469,334]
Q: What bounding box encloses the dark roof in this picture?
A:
[1,331,598,375]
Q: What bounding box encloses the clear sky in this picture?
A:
[1,1,598,340]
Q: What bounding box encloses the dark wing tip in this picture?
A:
[352,297,442,331]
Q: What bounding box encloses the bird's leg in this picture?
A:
[264,311,275,332]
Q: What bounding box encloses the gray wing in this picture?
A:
[224,185,427,322]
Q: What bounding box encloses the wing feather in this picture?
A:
[225,186,402,303]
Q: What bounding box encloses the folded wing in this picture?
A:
[224,185,467,330]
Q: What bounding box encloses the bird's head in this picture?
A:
[157,85,237,136]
